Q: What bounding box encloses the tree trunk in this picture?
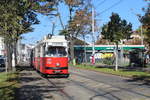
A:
[68,5,74,64]
[5,43,12,72]
[70,36,75,64]
[14,42,17,65]
[12,41,17,71]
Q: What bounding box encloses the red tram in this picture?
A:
[31,35,69,77]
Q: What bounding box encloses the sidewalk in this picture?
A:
[16,65,54,100]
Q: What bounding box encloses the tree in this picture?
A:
[140,1,150,52]
[0,0,57,71]
[0,0,41,71]
[95,38,111,45]
[59,0,92,63]
[101,13,132,71]
[69,7,92,63]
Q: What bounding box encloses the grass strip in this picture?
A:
[72,64,150,79]
[0,72,20,100]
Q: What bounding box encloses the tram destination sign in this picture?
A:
[52,42,63,46]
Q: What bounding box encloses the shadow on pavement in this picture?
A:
[19,76,41,83]
[95,65,145,71]
[16,77,65,100]
[16,85,58,100]
[89,90,122,100]
[95,65,115,69]
[16,65,34,72]
[15,65,44,100]
[95,65,150,86]
[126,75,150,86]
[16,65,66,100]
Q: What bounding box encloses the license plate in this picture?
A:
[54,70,61,73]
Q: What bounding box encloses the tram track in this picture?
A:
[70,71,150,99]
[46,78,74,100]
[68,78,121,100]
[18,64,150,100]
[40,70,150,100]
[39,74,74,100]
[68,72,123,100]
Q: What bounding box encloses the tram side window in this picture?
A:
[45,46,67,57]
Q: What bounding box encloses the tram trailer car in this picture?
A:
[31,35,69,78]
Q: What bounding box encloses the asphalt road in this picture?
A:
[17,66,150,100]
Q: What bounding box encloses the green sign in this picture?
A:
[74,46,145,51]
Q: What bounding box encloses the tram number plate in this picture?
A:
[54,70,61,73]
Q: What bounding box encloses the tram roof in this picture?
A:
[34,35,68,48]
[43,35,68,43]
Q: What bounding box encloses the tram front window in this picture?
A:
[46,46,67,57]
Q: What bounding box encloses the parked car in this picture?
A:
[0,58,5,67]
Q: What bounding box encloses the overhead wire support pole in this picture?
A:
[92,6,95,64]
[141,25,143,45]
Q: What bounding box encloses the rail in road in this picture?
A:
[41,76,74,100]
[71,71,150,99]
[18,65,150,100]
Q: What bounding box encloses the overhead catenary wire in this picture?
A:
[96,0,123,15]
[95,0,107,8]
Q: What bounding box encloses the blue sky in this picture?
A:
[22,0,147,44]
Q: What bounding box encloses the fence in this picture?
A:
[76,51,130,67]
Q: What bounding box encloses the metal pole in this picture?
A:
[92,6,95,64]
[83,35,87,63]
[141,26,143,45]
[120,40,124,66]
[115,43,118,71]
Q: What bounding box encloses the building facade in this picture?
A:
[74,45,145,63]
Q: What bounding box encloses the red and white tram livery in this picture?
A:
[32,35,69,77]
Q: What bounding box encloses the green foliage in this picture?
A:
[0,0,57,71]
[59,0,92,37]
[0,0,57,43]
[0,0,39,71]
[0,0,39,43]
[101,13,132,44]
[58,0,92,62]
[101,58,114,65]
[140,3,150,28]
[140,1,150,51]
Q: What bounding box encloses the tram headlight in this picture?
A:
[56,63,60,67]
